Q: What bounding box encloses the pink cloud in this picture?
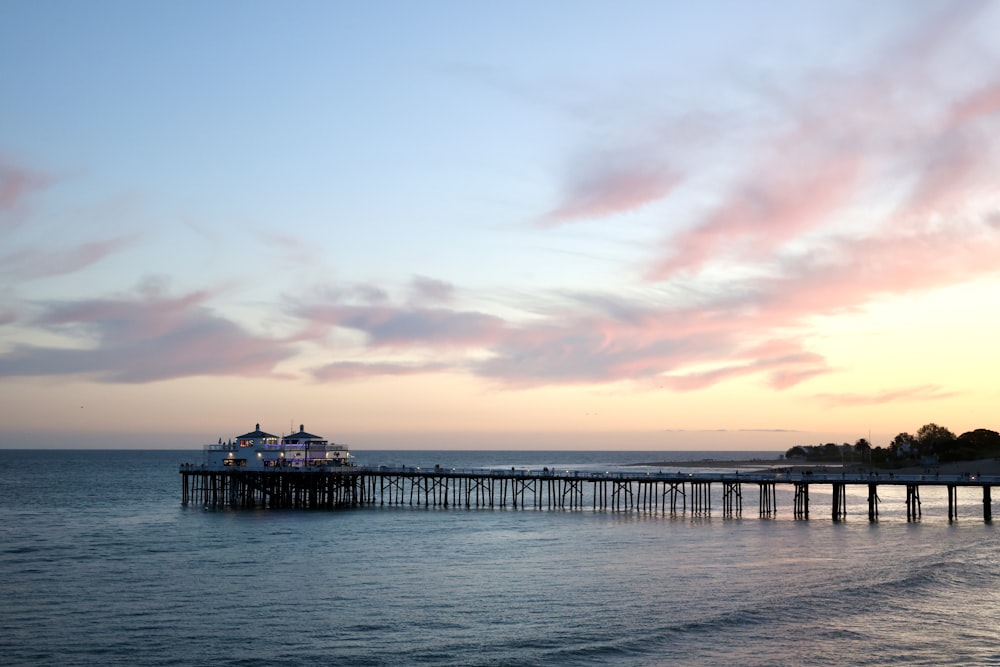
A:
[813,385,960,408]
[0,159,52,212]
[539,155,680,226]
[893,96,1000,223]
[642,4,1000,283]
[1,237,135,280]
[659,350,828,392]
[0,286,299,382]
[465,299,835,389]
[468,206,999,390]
[751,225,1000,325]
[467,308,821,390]
[950,81,1000,125]
[648,153,863,278]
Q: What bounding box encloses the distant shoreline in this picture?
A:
[627,458,782,469]
[628,457,1000,475]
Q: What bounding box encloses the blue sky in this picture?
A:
[3,1,1000,449]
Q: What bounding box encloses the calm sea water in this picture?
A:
[2,449,1000,666]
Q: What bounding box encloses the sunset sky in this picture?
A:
[2,1,1000,450]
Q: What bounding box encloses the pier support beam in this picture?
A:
[758,482,776,518]
[662,483,685,514]
[723,481,742,517]
[906,484,922,522]
[793,482,809,520]
[984,486,992,523]
[947,484,957,522]
[690,482,711,515]
[867,484,880,522]
[562,479,583,510]
[611,481,633,511]
[831,482,847,521]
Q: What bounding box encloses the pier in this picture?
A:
[179,466,1000,522]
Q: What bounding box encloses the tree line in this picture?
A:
[784,424,1000,466]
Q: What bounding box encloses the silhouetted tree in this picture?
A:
[870,446,889,465]
[916,423,956,459]
[787,427,999,466]
[785,446,809,460]
[953,429,1000,462]
[889,432,917,459]
[823,442,840,460]
[854,438,871,464]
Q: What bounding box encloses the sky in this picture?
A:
[2,1,1000,451]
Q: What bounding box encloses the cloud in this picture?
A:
[312,360,449,382]
[253,227,332,270]
[647,130,866,278]
[5,6,999,400]
[659,348,829,392]
[642,4,1000,282]
[409,275,454,304]
[813,385,960,408]
[538,151,680,226]
[751,224,1000,323]
[950,81,1000,125]
[474,320,657,385]
[297,286,733,387]
[467,305,833,390]
[0,159,52,212]
[466,201,1000,390]
[0,285,300,382]
[298,300,507,348]
[0,158,55,233]
[460,6,983,392]
[0,237,135,280]
[460,293,783,387]
[292,186,998,391]
[0,157,134,281]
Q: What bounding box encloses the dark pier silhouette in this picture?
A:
[180,465,1000,522]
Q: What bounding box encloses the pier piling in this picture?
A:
[906,484,922,522]
[868,483,880,522]
[793,482,809,520]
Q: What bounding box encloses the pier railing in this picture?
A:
[356,465,999,485]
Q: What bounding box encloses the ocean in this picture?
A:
[2,449,999,666]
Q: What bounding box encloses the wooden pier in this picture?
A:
[180,465,1000,522]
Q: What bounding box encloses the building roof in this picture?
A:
[283,424,325,441]
[236,423,278,439]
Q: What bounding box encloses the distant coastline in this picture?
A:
[628,456,1000,476]
[627,458,781,469]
